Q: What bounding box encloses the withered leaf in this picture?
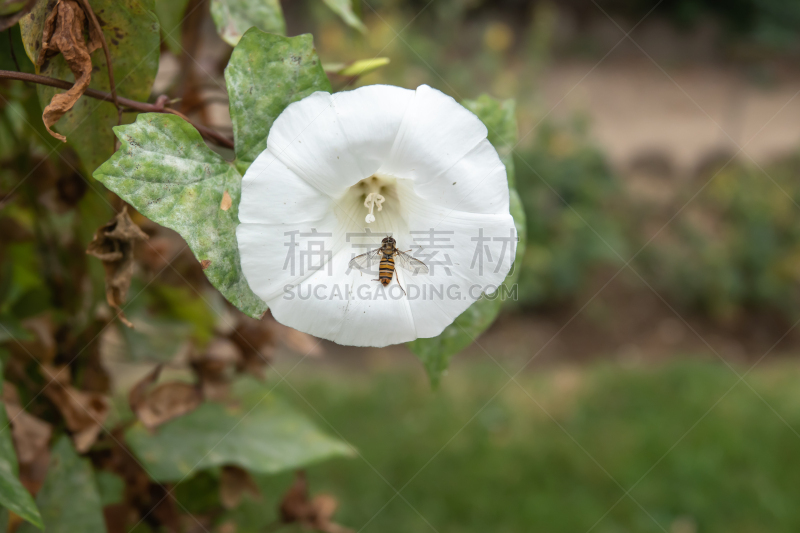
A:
[92,435,181,532]
[128,365,202,430]
[86,207,149,328]
[192,339,241,401]
[8,316,56,365]
[279,471,352,533]
[220,465,261,509]
[231,315,275,379]
[3,381,52,496]
[40,364,109,453]
[3,382,52,467]
[36,0,103,141]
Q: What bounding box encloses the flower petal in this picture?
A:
[331,85,414,176]
[404,139,510,216]
[266,86,413,198]
[396,207,517,339]
[239,149,332,225]
[237,214,340,303]
[267,91,364,197]
[266,251,418,347]
[380,85,488,185]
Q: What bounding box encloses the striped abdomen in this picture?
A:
[379,253,395,286]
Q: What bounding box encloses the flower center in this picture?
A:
[364,192,384,224]
[339,175,410,243]
[359,176,393,225]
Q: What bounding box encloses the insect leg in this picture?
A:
[395,273,407,295]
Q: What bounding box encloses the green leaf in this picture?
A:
[0,2,28,17]
[324,57,390,77]
[210,0,285,46]
[0,317,33,344]
[126,377,353,482]
[407,96,527,388]
[17,437,104,533]
[153,0,190,55]
[463,95,518,188]
[321,0,366,33]
[0,362,42,529]
[19,0,160,174]
[94,470,124,506]
[93,113,268,318]
[225,29,331,174]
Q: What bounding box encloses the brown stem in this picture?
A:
[0,69,235,149]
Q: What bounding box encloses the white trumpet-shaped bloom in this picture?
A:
[236,85,517,347]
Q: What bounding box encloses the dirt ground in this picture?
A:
[540,58,800,175]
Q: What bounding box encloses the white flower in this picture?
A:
[236,84,517,347]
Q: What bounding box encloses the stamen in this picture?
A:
[364,192,385,224]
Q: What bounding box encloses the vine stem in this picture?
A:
[0,69,235,149]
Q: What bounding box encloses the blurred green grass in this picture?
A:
[219,359,800,533]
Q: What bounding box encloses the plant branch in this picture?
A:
[0,69,235,149]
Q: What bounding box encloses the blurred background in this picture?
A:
[5,0,800,531]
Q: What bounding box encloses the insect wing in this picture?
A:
[395,251,429,274]
[348,248,382,272]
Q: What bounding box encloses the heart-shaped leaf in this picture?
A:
[126,377,353,482]
[93,113,268,318]
[225,29,331,174]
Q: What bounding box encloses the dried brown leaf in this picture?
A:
[128,365,202,429]
[220,465,261,509]
[5,396,52,495]
[9,316,56,365]
[128,364,161,411]
[5,402,52,466]
[103,502,135,533]
[230,316,275,379]
[40,364,109,453]
[95,436,181,532]
[86,207,149,328]
[205,338,242,364]
[279,471,352,533]
[36,0,103,141]
[3,381,52,466]
[192,338,242,400]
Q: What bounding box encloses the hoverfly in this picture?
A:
[348,236,429,294]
